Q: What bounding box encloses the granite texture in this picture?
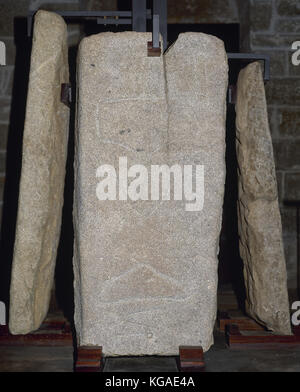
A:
[74,32,228,355]
[236,62,291,335]
[9,11,69,334]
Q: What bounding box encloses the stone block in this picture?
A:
[251,34,295,49]
[273,140,300,170]
[277,0,300,17]
[266,78,300,106]
[9,11,69,335]
[282,236,297,289]
[250,0,273,31]
[285,172,300,200]
[73,31,228,355]
[0,0,31,35]
[167,0,238,23]
[279,108,300,138]
[275,18,300,33]
[236,61,291,335]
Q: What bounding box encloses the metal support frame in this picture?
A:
[132,0,146,32]
[147,13,161,57]
[27,1,168,52]
[227,53,270,104]
[27,9,152,36]
[227,53,270,81]
[153,0,167,50]
[28,7,270,102]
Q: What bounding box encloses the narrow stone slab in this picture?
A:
[74,32,227,355]
[9,11,69,334]
[236,62,291,335]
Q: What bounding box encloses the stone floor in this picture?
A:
[1,331,300,372]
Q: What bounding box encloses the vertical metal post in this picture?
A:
[297,206,300,300]
[132,0,146,32]
[153,0,167,50]
[152,14,160,49]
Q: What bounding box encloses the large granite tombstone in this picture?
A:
[236,62,291,335]
[74,32,228,355]
[9,11,69,334]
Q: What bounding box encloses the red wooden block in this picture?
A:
[179,345,205,372]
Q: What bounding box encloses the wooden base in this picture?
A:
[218,311,265,332]
[226,324,300,350]
[0,319,72,346]
[178,346,205,372]
[75,346,103,372]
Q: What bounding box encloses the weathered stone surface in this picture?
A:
[277,0,300,16]
[0,0,31,35]
[273,140,300,170]
[168,0,238,23]
[236,62,291,335]
[266,78,300,106]
[74,32,227,355]
[278,108,300,138]
[9,11,69,334]
[250,0,273,32]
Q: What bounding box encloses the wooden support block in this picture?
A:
[75,346,103,372]
[147,41,161,57]
[218,311,265,332]
[226,324,300,350]
[178,346,205,372]
[0,321,72,347]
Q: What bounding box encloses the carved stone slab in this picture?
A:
[236,62,291,335]
[9,11,69,334]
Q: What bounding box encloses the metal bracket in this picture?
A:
[148,14,161,57]
[27,9,152,36]
[227,53,270,81]
[227,53,270,104]
[61,83,71,108]
[27,0,168,54]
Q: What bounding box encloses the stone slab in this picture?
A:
[236,61,291,335]
[9,11,69,334]
[73,32,228,355]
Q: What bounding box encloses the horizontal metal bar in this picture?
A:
[28,10,132,17]
[27,9,151,36]
[227,52,270,81]
[97,18,132,25]
[132,0,146,32]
